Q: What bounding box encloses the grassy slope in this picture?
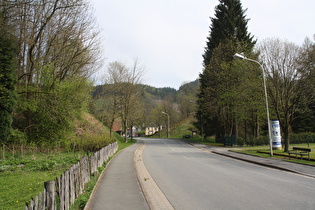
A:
[0,112,117,209]
[153,116,198,139]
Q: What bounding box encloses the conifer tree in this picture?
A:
[197,0,256,140]
[203,0,255,67]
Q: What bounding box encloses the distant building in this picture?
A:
[112,119,123,135]
[145,126,161,136]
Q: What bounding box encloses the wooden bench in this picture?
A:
[288,147,312,160]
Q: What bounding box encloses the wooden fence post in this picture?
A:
[64,170,70,210]
[44,181,55,210]
[57,175,64,210]
[24,141,118,210]
[69,166,75,205]
[73,162,80,198]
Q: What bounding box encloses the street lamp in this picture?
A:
[162,111,170,138]
[234,53,273,156]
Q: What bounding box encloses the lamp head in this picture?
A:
[234,53,245,59]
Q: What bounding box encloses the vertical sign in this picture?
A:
[271,120,282,149]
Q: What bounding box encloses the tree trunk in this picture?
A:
[282,124,290,152]
[124,120,128,143]
[130,125,133,140]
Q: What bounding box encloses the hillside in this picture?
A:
[70,112,118,152]
[91,79,200,137]
[75,112,111,137]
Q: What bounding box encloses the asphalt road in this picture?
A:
[140,138,315,210]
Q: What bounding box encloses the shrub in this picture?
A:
[290,133,315,144]
[9,129,28,144]
[72,134,114,152]
[255,136,268,146]
[237,137,245,146]
[244,136,268,146]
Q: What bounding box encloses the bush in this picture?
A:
[13,77,92,145]
[72,134,114,152]
[237,137,244,146]
[9,129,28,144]
[244,136,268,146]
[255,136,268,146]
[290,133,315,144]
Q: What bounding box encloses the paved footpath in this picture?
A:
[85,142,149,210]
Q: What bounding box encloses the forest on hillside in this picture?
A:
[91,79,200,139]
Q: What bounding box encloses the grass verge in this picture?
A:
[230,144,315,166]
[0,152,85,209]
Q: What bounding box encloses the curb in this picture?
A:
[212,151,315,179]
[134,140,174,210]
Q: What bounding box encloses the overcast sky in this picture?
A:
[91,0,315,89]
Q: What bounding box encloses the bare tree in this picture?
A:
[1,0,103,140]
[1,0,102,91]
[258,38,303,152]
[104,59,145,142]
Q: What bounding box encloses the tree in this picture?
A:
[291,36,315,133]
[199,40,262,141]
[257,38,303,152]
[177,80,199,118]
[198,0,256,140]
[104,59,145,143]
[202,0,255,67]
[1,0,102,143]
[0,13,18,143]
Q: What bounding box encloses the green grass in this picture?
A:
[117,138,137,151]
[170,117,197,139]
[1,171,61,209]
[150,116,198,139]
[70,167,104,210]
[0,151,85,209]
[231,144,315,166]
[0,141,131,210]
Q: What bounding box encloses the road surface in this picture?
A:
[140,138,315,210]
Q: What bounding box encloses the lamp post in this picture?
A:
[162,111,170,138]
[234,53,273,156]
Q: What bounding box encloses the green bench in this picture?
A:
[288,147,312,160]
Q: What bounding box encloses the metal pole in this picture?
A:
[234,54,273,156]
[167,114,170,138]
[162,112,170,138]
[256,61,273,157]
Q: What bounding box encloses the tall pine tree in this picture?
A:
[197,0,256,141]
[203,0,255,67]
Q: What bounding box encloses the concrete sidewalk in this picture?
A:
[85,142,149,210]
[184,140,315,179]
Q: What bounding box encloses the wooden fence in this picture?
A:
[24,142,118,210]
